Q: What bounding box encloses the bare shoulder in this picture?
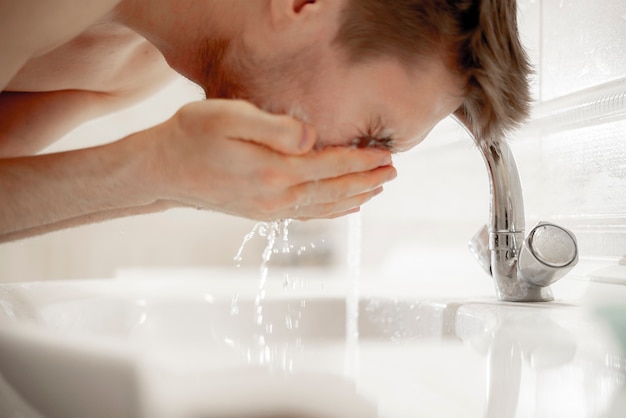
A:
[0,0,122,89]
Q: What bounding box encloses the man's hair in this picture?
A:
[334,0,532,142]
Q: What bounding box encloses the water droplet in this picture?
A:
[230,294,240,316]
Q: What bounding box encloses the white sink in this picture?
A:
[0,271,624,418]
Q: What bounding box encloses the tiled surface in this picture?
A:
[541,1,626,101]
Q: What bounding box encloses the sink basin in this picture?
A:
[0,271,624,418]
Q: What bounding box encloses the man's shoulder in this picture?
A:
[6,30,175,96]
[0,0,123,89]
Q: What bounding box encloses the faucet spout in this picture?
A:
[463,128,578,302]
[478,139,553,301]
[478,140,526,237]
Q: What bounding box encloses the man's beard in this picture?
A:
[197,38,251,100]
[197,37,313,126]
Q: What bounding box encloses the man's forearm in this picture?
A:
[0,199,178,242]
[0,133,163,241]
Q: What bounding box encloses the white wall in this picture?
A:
[1,0,625,283]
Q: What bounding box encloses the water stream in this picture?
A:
[234,219,293,367]
[345,212,361,379]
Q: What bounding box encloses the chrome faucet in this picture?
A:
[463,127,579,302]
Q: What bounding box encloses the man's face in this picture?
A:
[269,53,465,153]
[198,37,464,153]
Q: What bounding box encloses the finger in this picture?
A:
[291,187,384,219]
[286,147,393,183]
[219,100,316,155]
[297,207,361,221]
[289,165,396,206]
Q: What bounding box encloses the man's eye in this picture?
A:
[351,136,393,150]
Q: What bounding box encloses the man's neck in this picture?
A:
[112,0,250,81]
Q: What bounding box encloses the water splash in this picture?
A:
[230,294,240,316]
[234,219,295,369]
[235,220,292,326]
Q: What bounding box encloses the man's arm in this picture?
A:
[0,71,177,157]
[0,90,128,157]
[0,100,396,243]
[0,200,178,242]
[0,135,156,242]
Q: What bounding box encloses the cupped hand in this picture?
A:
[146,99,396,220]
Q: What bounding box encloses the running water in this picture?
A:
[345,212,361,379]
[234,219,292,328]
[234,219,294,367]
[234,216,361,375]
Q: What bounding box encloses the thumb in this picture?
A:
[227,100,317,155]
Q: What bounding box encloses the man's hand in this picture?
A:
[0,99,396,242]
[143,100,396,220]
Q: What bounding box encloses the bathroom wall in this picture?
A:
[0,0,624,283]
[519,0,626,268]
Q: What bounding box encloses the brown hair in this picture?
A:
[334,0,532,142]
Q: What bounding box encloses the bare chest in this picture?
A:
[6,24,172,94]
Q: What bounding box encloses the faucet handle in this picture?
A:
[518,222,579,287]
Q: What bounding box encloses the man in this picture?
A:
[0,0,531,243]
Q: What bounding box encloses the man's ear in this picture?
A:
[268,0,319,27]
[292,0,316,13]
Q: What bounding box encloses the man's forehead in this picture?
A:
[366,61,464,152]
